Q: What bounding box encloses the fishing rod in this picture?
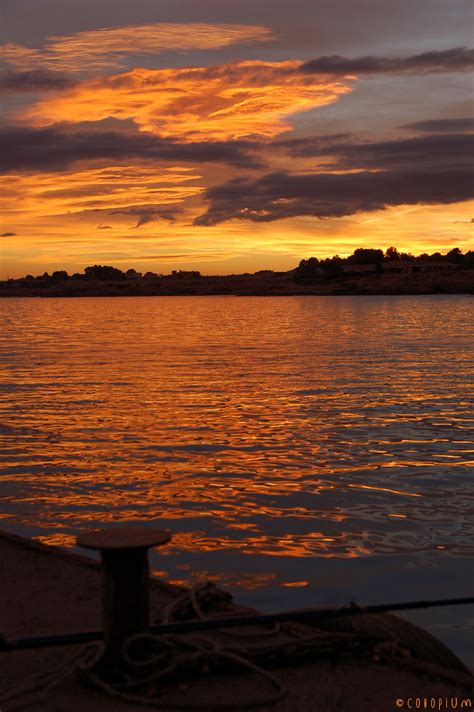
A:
[1,595,473,652]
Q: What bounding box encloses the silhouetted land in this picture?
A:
[1,247,473,297]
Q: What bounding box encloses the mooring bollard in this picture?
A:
[77,526,171,671]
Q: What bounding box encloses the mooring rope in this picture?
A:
[0,583,290,710]
[161,582,282,639]
[1,585,473,710]
[0,643,104,711]
[84,632,286,710]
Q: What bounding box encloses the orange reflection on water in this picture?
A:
[1,295,473,593]
[281,581,310,588]
[169,530,372,559]
[167,570,279,591]
[347,484,422,497]
[34,533,78,548]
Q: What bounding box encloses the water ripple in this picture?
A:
[0,295,473,659]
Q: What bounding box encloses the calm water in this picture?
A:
[1,295,473,662]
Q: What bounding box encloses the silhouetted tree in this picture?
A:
[84,265,125,280]
[51,270,69,281]
[447,247,463,265]
[385,246,401,260]
[321,255,344,277]
[347,248,384,265]
[294,257,320,281]
[460,250,474,269]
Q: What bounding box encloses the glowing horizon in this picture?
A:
[1,9,472,279]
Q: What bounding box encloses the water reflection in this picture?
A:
[0,295,473,656]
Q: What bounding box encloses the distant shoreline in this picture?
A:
[1,269,473,298]
[3,248,473,298]
[1,291,473,298]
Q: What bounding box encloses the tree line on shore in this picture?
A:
[5,245,474,283]
[13,266,202,283]
[294,246,474,280]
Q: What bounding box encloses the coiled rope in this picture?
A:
[0,583,291,710]
[0,643,104,712]
[1,583,472,710]
[84,631,286,709]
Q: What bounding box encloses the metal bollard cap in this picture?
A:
[77,526,171,551]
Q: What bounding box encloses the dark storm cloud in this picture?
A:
[278,132,473,172]
[276,133,352,156]
[0,125,262,173]
[196,129,474,225]
[1,232,16,237]
[300,48,474,76]
[0,69,76,92]
[326,134,474,171]
[194,168,473,225]
[402,118,474,133]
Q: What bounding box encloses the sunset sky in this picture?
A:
[1,0,473,278]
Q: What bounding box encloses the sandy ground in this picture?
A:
[0,530,472,712]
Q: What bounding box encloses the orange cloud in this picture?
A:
[2,165,203,222]
[0,23,273,73]
[25,61,352,141]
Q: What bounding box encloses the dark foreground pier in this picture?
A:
[0,528,472,711]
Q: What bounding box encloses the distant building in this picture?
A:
[170,270,201,278]
[385,260,455,274]
[342,260,456,275]
[342,264,378,274]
